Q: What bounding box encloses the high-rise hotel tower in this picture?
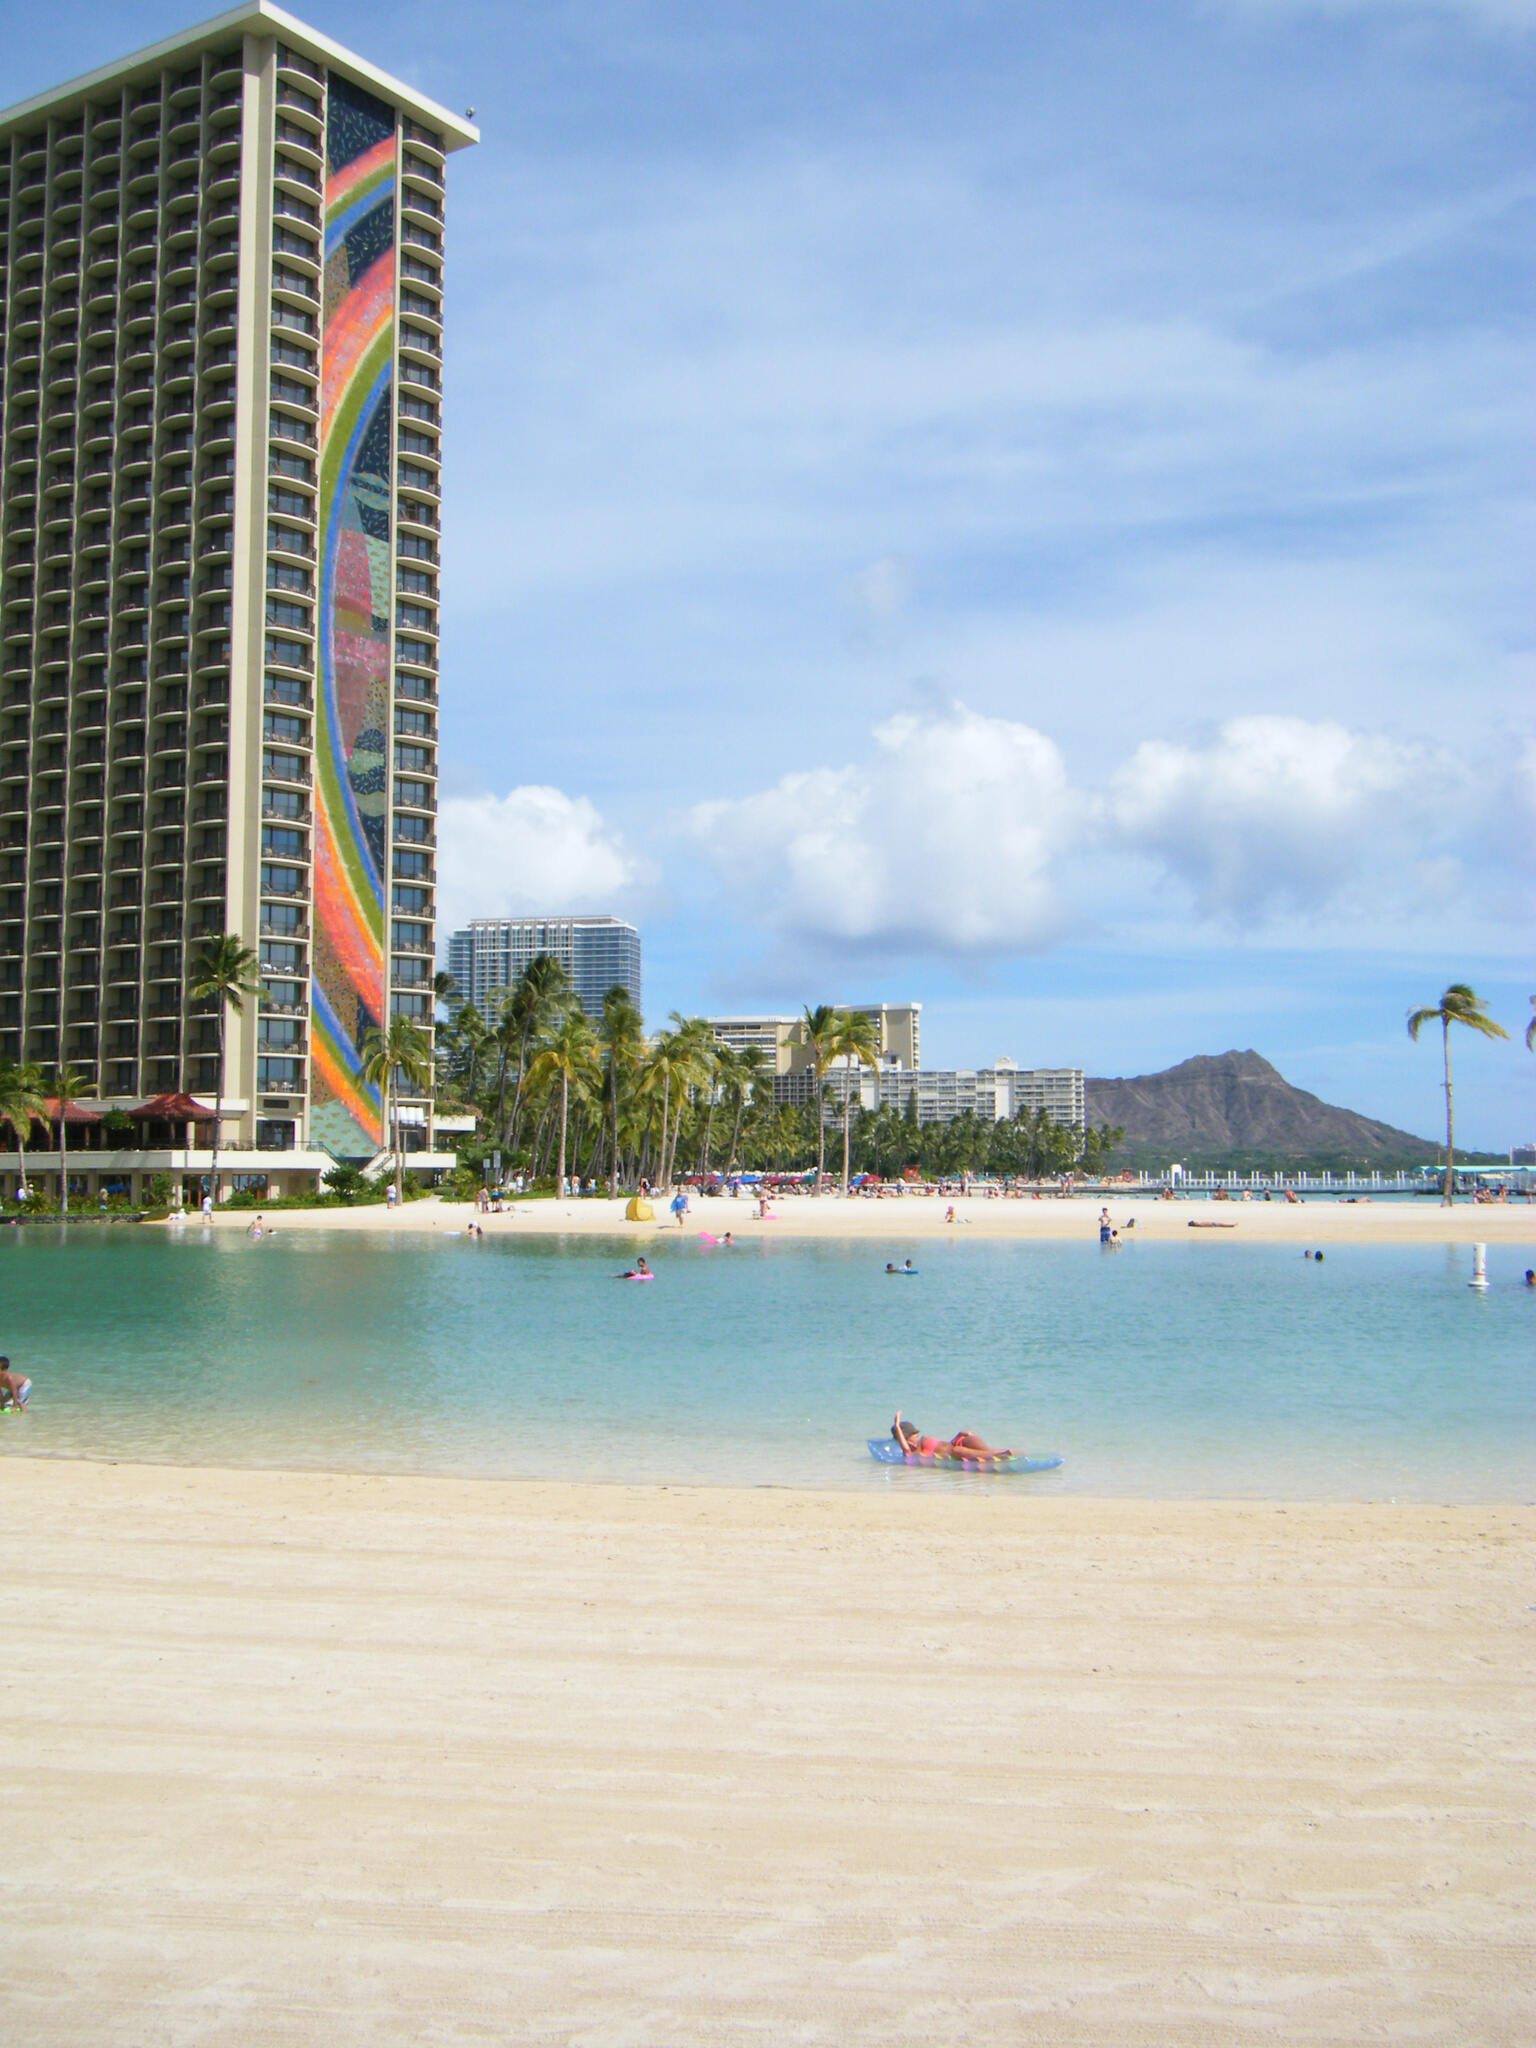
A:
[0,5,475,1191]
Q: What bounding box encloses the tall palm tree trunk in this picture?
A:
[814,1077,826,1193]
[556,1070,569,1191]
[491,1044,509,1138]
[507,1029,536,1151]
[841,1079,853,1196]
[58,1109,68,1216]
[608,1063,621,1196]
[657,1075,671,1188]
[727,1095,746,1175]
[208,1008,225,1206]
[699,1097,715,1179]
[1441,1019,1455,1207]
[392,1066,403,1199]
[670,1098,686,1190]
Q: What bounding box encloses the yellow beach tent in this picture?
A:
[624,1195,655,1222]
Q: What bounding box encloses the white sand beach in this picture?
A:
[178,1188,1536,1246]
[3,1460,1531,2046]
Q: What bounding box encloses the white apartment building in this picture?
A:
[823,1057,1085,1129]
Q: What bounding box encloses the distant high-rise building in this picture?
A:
[0,5,475,1198]
[705,1003,922,1084]
[448,915,642,1024]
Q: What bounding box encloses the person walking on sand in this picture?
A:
[670,1189,688,1228]
[0,1357,31,1409]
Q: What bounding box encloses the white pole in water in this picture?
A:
[1470,1243,1489,1290]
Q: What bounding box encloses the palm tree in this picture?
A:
[432,969,459,1016]
[527,1009,600,1193]
[358,1013,434,1198]
[1407,983,1509,1205]
[665,1014,718,1181]
[0,1060,47,1147]
[0,1060,48,1200]
[639,1029,694,1190]
[1526,996,1535,1053]
[598,985,646,1195]
[439,1002,491,1107]
[501,954,573,1151]
[828,1008,881,1195]
[799,1003,838,1194]
[188,931,260,1206]
[47,1062,91,1216]
[720,1043,766,1175]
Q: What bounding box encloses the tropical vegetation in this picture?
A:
[432,957,1121,1192]
[358,1013,435,1200]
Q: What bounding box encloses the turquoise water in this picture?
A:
[0,1228,1531,1498]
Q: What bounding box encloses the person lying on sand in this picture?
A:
[892,1411,1010,1461]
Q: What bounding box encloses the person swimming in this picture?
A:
[617,1256,652,1279]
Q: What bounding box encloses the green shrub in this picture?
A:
[144,1172,177,1211]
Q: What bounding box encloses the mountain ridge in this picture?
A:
[1083,1050,1435,1166]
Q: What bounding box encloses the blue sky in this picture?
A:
[11,1,1534,1144]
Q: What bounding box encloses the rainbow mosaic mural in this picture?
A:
[310,76,397,1156]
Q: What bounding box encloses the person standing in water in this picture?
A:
[0,1357,31,1409]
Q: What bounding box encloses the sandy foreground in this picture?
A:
[1,1461,1531,2046]
[183,1189,1536,1247]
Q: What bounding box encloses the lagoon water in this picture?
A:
[0,1227,1531,1498]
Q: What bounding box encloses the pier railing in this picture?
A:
[1102,1168,1532,1194]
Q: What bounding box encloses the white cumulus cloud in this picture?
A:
[687,707,1501,960]
[689,703,1076,952]
[437,786,645,938]
[1106,715,1456,918]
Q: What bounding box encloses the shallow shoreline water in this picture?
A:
[2,1226,1531,1500]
